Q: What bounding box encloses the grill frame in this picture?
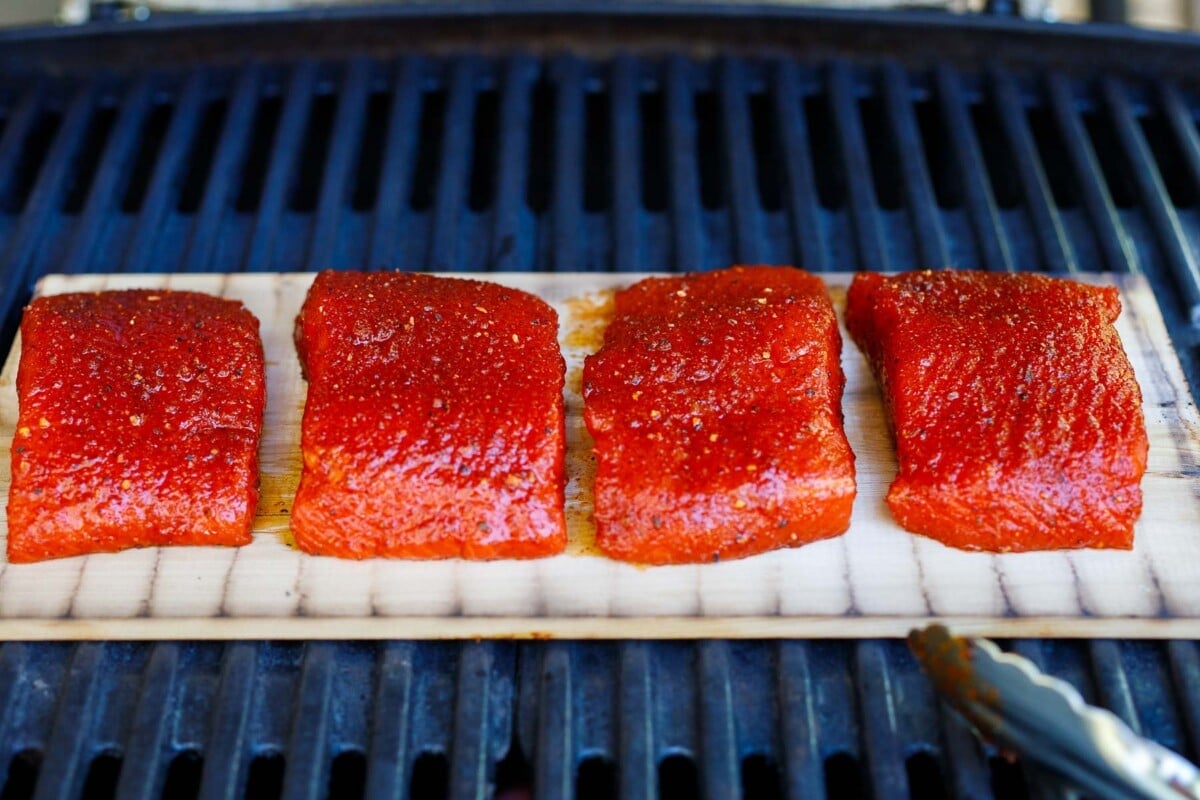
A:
[0,5,1197,798]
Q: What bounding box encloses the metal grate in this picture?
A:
[1,639,1199,799]
[0,7,1198,799]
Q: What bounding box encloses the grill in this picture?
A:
[0,5,1199,799]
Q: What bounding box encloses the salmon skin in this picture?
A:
[292,271,567,559]
[583,266,856,565]
[845,270,1147,552]
[7,290,265,563]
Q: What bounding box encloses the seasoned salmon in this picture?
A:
[583,266,856,564]
[845,270,1147,551]
[291,271,567,559]
[7,290,265,562]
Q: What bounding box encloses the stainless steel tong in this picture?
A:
[909,625,1200,800]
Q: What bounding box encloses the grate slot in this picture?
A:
[583,90,611,213]
[177,97,229,214]
[914,97,960,210]
[658,755,700,798]
[120,100,173,213]
[575,757,616,800]
[1140,111,1198,209]
[905,751,948,800]
[409,752,449,800]
[823,753,866,799]
[741,755,784,800]
[233,93,282,213]
[748,91,784,213]
[409,91,447,213]
[858,93,902,211]
[525,76,555,216]
[80,751,122,800]
[0,102,59,215]
[350,90,390,212]
[611,56,641,270]
[0,750,40,800]
[287,90,336,213]
[468,89,500,212]
[60,102,118,214]
[327,750,367,800]
[243,751,284,800]
[695,89,724,210]
[162,751,203,800]
[970,101,1023,210]
[638,88,669,213]
[803,92,842,210]
[494,745,533,799]
[1083,107,1138,209]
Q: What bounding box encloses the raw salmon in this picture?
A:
[7,290,265,562]
[291,271,566,559]
[583,266,856,564]
[845,270,1147,551]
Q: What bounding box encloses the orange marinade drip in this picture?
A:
[845,270,1148,552]
[7,290,265,563]
[291,271,567,559]
[583,265,856,565]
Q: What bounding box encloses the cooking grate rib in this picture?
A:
[0,13,1197,800]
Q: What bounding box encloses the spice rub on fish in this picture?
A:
[7,290,265,563]
[845,270,1147,552]
[583,266,856,565]
[291,271,567,559]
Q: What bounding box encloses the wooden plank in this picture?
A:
[0,271,1196,640]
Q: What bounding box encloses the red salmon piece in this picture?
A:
[583,266,856,564]
[292,271,566,559]
[7,290,265,562]
[845,270,1147,551]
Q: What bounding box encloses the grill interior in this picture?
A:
[0,7,1198,800]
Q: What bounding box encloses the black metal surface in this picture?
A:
[0,7,1197,799]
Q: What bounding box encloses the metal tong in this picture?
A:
[909,625,1200,800]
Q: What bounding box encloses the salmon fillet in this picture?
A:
[7,290,265,562]
[845,270,1147,551]
[291,271,567,559]
[583,265,856,564]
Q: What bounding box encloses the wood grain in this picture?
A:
[0,271,1197,640]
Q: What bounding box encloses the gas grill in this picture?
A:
[0,4,1199,798]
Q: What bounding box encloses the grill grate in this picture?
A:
[0,54,1193,382]
[1,640,1199,799]
[0,8,1198,799]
